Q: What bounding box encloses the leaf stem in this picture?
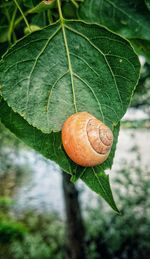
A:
[57,0,64,22]
[14,0,56,28]
[13,0,31,32]
[12,31,17,43]
[70,0,79,8]
[8,6,17,44]
[47,10,53,24]
[57,0,77,113]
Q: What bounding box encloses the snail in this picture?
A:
[62,112,113,167]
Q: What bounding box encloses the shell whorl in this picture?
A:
[86,118,113,155]
[62,112,114,167]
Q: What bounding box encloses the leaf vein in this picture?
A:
[65,25,124,112]
[73,73,104,122]
[70,52,100,77]
[46,70,69,128]
[25,26,61,113]
[62,23,77,112]
[105,53,137,73]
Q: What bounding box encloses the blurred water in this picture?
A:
[10,109,150,217]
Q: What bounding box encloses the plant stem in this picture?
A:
[12,32,17,43]
[57,0,78,113]
[13,0,31,32]
[47,10,53,24]
[8,7,17,44]
[14,10,28,28]
[14,1,56,28]
[70,0,79,8]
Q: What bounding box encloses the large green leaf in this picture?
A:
[78,0,150,41]
[0,20,140,134]
[80,167,119,213]
[0,98,119,212]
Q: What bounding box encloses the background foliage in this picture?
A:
[0,126,150,259]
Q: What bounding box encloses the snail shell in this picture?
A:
[62,112,113,167]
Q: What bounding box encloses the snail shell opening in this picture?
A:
[62,112,113,167]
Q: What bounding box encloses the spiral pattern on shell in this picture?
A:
[62,112,113,167]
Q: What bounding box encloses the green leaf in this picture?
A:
[0,20,140,134]
[80,167,120,213]
[0,98,74,174]
[0,43,9,59]
[31,12,47,28]
[78,0,150,40]
[0,98,119,212]
[23,0,34,8]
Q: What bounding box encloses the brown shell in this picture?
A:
[61,112,113,167]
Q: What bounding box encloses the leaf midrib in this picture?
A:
[60,20,121,119]
[64,23,124,113]
[61,21,77,113]
[81,167,119,212]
